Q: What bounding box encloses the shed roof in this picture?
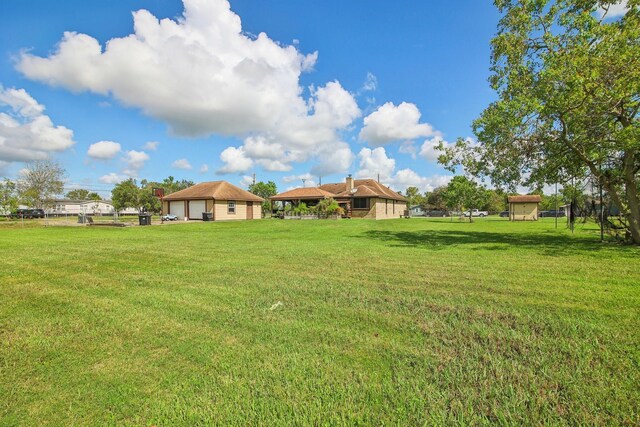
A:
[163,181,264,202]
[270,187,336,201]
[508,195,542,203]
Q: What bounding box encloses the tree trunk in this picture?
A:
[623,152,640,245]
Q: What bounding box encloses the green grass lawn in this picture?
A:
[0,218,638,425]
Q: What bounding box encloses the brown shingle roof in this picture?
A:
[270,187,336,201]
[320,179,407,202]
[163,181,264,202]
[508,195,542,203]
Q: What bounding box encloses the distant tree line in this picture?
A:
[402,175,589,214]
[111,176,195,213]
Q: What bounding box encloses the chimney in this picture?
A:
[346,174,354,191]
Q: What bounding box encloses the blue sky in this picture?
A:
[0,0,502,197]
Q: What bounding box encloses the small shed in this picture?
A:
[508,195,542,221]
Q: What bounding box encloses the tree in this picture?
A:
[248,181,278,214]
[162,176,194,195]
[484,188,508,213]
[0,178,19,213]
[65,189,101,200]
[425,186,448,210]
[442,176,489,221]
[440,1,640,243]
[17,160,65,208]
[404,186,426,207]
[111,179,141,212]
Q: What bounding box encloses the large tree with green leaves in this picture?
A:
[440,1,640,243]
[0,178,19,214]
[111,179,141,212]
[17,160,65,208]
[248,181,277,214]
[442,176,489,221]
[65,189,101,200]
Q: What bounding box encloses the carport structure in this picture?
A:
[162,181,263,221]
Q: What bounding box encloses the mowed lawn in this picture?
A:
[0,218,638,425]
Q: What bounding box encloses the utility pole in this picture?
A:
[252,173,256,186]
[302,178,306,188]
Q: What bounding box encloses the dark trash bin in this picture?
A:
[138,214,151,226]
[78,214,87,224]
[202,212,212,221]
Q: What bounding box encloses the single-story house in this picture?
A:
[409,205,425,216]
[162,181,264,221]
[508,195,542,221]
[46,199,138,216]
[270,175,407,220]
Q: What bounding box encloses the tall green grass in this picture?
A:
[0,218,638,425]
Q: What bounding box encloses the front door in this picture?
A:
[246,201,253,219]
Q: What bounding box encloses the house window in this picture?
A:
[228,201,236,214]
[353,198,369,209]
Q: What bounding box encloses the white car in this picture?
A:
[162,214,178,221]
[464,209,488,217]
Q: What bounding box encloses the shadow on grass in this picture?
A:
[359,229,634,257]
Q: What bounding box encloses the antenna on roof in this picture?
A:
[252,173,256,186]
[319,176,322,186]
[377,173,380,183]
[302,178,307,188]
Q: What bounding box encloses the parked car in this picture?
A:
[463,209,488,217]
[539,210,566,218]
[10,208,45,219]
[162,214,178,221]
[499,211,509,218]
[425,210,449,217]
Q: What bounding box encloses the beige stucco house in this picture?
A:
[162,181,263,221]
[270,175,408,220]
[508,195,542,221]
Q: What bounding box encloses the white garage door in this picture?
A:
[188,200,206,219]
[169,201,185,220]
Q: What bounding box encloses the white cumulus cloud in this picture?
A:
[0,86,75,163]
[143,141,159,151]
[355,147,396,181]
[171,158,192,170]
[87,140,121,160]
[17,0,360,174]
[354,146,453,193]
[419,136,449,162]
[596,1,631,18]
[217,146,253,174]
[199,164,209,173]
[359,102,437,146]
[123,150,149,176]
[99,172,128,184]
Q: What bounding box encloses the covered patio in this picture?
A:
[269,187,337,216]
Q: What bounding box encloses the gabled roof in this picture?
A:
[163,181,264,202]
[320,179,407,202]
[508,195,542,203]
[270,187,336,201]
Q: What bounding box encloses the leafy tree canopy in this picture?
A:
[440,0,640,243]
[65,189,101,200]
[17,160,65,208]
[0,178,19,213]
[442,176,490,221]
